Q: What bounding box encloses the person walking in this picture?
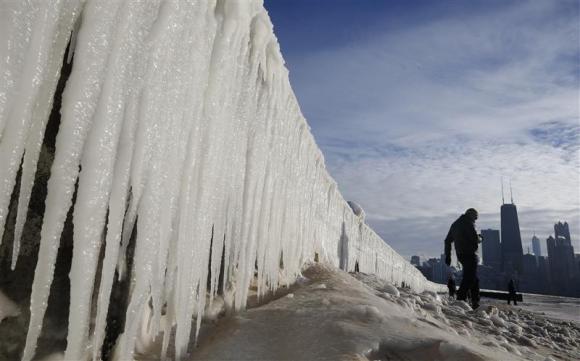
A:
[444,208,480,309]
[507,279,518,305]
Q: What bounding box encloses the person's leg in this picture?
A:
[457,254,475,301]
[471,274,480,307]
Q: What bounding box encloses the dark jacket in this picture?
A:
[444,214,479,258]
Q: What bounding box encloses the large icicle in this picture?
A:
[0,1,80,245]
[0,2,84,361]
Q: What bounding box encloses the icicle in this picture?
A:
[66,11,82,64]
[0,0,80,246]
[18,1,85,361]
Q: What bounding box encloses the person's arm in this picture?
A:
[444,226,453,265]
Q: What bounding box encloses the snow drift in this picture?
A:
[0,1,442,360]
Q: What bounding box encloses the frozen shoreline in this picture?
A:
[2,264,579,360]
[187,265,579,361]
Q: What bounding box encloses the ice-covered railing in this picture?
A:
[0,1,442,360]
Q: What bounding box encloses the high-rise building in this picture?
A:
[521,253,540,293]
[501,203,523,274]
[554,221,571,241]
[532,234,541,257]
[537,256,550,290]
[546,232,578,295]
[481,229,501,270]
[410,255,420,267]
[522,253,538,276]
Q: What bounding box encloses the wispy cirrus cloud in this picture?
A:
[266,0,580,258]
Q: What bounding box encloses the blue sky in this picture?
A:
[264,0,580,260]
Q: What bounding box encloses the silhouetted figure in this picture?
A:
[507,279,518,305]
[447,276,456,299]
[444,208,480,309]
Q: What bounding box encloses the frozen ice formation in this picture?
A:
[0,1,442,360]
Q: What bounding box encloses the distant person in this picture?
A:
[444,208,480,309]
[447,276,456,299]
[507,279,518,305]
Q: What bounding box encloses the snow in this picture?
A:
[382,284,400,297]
[0,1,442,359]
[513,293,580,324]
[188,265,580,361]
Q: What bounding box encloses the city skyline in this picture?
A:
[265,0,580,259]
[415,218,579,297]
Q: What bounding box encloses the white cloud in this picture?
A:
[283,0,580,257]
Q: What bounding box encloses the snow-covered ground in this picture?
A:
[188,264,579,361]
[2,264,579,360]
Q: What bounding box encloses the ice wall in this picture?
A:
[0,1,443,360]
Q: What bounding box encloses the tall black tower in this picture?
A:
[500,181,523,274]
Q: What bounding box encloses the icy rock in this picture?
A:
[507,322,523,336]
[495,336,508,343]
[314,284,327,290]
[0,290,20,323]
[458,328,471,337]
[504,344,521,355]
[482,340,501,348]
[295,276,310,285]
[479,318,494,327]
[490,314,506,328]
[487,306,499,316]
[422,291,441,303]
[382,284,400,297]
[352,305,382,322]
[286,293,294,299]
[395,299,408,308]
[444,305,466,316]
[379,293,394,302]
[421,302,441,315]
[464,320,473,329]
[517,335,536,348]
[452,300,472,311]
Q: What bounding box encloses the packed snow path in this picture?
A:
[0,1,441,360]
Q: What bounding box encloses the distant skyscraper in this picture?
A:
[532,234,541,257]
[410,255,420,267]
[554,221,571,241]
[430,254,449,284]
[501,203,523,274]
[481,229,501,270]
[522,253,538,276]
[547,230,578,295]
